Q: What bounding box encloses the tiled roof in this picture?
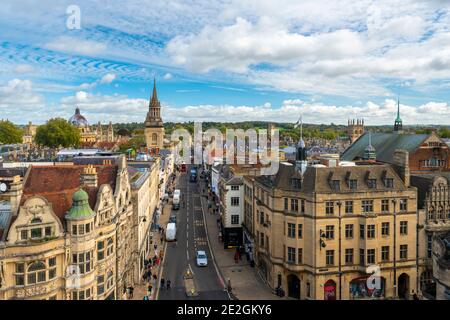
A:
[341,132,428,163]
[21,165,118,222]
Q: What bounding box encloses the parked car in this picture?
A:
[196,250,208,267]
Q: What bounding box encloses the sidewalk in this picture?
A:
[132,186,173,300]
[200,178,285,300]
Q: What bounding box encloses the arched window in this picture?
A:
[107,270,114,289]
[27,261,46,284]
[30,217,42,224]
[152,133,157,142]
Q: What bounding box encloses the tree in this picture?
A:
[0,120,23,144]
[35,118,80,148]
[438,127,450,138]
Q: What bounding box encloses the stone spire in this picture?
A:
[150,77,159,108]
[145,78,163,128]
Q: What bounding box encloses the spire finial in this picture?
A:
[152,77,158,101]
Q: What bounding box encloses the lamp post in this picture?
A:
[392,198,397,299]
[336,201,342,300]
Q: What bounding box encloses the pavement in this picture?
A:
[199,177,285,300]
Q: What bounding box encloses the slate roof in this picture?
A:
[20,164,118,223]
[255,161,407,193]
[341,132,429,163]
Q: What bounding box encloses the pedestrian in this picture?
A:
[234,251,239,264]
[161,278,165,290]
[147,284,153,296]
[153,274,157,282]
[154,244,158,250]
[129,285,134,299]
[166,279,171,290]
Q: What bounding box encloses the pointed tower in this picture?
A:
[295,116,308,174]
[394,98,403,133]
[144,78,165,151]
[107,121,114,142]
[363,131,376,161]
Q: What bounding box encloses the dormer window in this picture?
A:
[385,178,394,188]
[291,178,301,189]
[368,179,377,189]
[31,217,42,224]
[331,180,340,191]
[349,179,357,190]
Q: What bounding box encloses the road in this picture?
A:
[158,166,230,300]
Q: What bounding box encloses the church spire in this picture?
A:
[394,97,403,133]
[150,77,159,107]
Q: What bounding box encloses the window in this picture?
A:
[381,199,389,212]
[30,228,42,239]
[427,235,432,259]
[300,199,305,213]
[381,246,389,261]
[367,249,376,264]
[349,179,358,190]
[325,201,334,215]
[326,250,334,266]
[72,251,93,274]
[85,223,91,234]
[367,225,375,239]
[15,263,25,286]
[400,245,408,260]
[287,223,296,238]
[97,241,105,261]
[359,249,365,266]
[27,261,46,284]
[78,224,85,235]
[20,230,28,240]
[106,238,114,256]
[259,211,264,224]
[400,199,407,211]
[106,271,114,289]
[231,197,240,206]
[48,257,56,279]
[284,198,288,210]
[298,248,303,263]
[290,199,298,212]
[368,179,377,189]
[325,225,334,239]
[359,225,365,239]
[287,247,296,263]
[72,225,77,235]
[385,178,394,188]
[298,224,303,239]
[400,221,408,235]
[292,178,301,189]
[259,233,265,247]
[307,282,311,297]
[381,222,390,236]
[45,227,52,237]
[331,180,340,190]
[345,201,353,214]
[231,215,239,225]
[345,224,354,239]
[231,185,239,191]
[345,249,354,264]
[362,200,374,213]
[97,275,105,295]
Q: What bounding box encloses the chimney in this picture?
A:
[9,175,23,216]
[393,149,410,187]
[81,165,98,187]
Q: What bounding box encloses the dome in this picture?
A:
[66,188,95,220]
[69,107,89,127]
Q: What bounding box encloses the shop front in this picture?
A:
[349,276,385,299]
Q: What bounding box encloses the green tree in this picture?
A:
[0,120,23,144]
[438,127,450,138]
[35,118,80,148]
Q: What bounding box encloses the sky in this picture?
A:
[0,0,449,125]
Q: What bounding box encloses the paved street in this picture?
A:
[158,166,230,300]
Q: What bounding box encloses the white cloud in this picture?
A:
[44,36,107,56]
[100,73,116,84]
[14,64,34,74]
[163,73,173,80]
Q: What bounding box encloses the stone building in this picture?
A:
[144,79,165,152]
[347,119,364,144]
[432,231,450,299]
[68,108,116,145]
[0,155,135,300]
[243,142,418,299]
[22,122,38,145]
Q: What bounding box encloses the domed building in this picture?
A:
[68,107,116,146]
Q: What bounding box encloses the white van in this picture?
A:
[166,222,177,241]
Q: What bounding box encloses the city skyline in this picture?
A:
[0,1,450,125]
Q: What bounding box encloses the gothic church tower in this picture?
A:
[144,79,165,151]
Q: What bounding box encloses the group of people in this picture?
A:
[160,278,172,290]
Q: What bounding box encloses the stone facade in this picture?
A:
[244,161,418,300]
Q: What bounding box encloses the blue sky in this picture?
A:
[0,0,449,125]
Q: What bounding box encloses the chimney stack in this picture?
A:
[81,165,98,187]
[393,149,410,187]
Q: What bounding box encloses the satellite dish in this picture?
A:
[0,183,7,192]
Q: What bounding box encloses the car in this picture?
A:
[169,215,177,223]
[196,250,208,267]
